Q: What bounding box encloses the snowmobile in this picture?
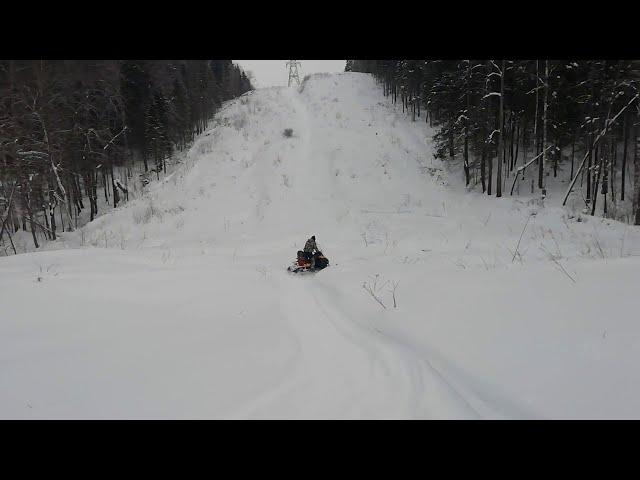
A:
[287,250,329,274]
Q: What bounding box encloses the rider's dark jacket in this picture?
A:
[303,237,318,253]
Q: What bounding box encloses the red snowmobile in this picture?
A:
[287,250,330,274]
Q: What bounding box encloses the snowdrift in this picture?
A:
[2,72,640,419]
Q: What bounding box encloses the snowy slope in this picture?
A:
[2,72,640,419]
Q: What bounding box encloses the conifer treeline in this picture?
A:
[346,60,640,225]
[0,60,252,252]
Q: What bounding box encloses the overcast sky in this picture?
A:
[233,60,346,89]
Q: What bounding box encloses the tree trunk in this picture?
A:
[49,204,57,240]
[481,145,486,193]
[412,95,416,122]
[570,136,576,179]
[539,60,549,192]
[463,124,470,186]
[603,142,610,217]
[23,191,39,249]
[610,134,616,204]
[521,118,528,169]
[634,124,640,225]
[463,62,471,186]
[496,60,505,197]
[488,145,493,196]
[621,113,629,201]
[513,114,520,170]
[592,143,603,216]
[48,189,57,241]
[449,119,455,159]
[111,164,119,208]
[586,134,593,204]
[103,169,109,203]
[42,206,51,240]
[533,60,539,186]
[553,131,560,178]
[509,113,514,171]
[75,174,84,210]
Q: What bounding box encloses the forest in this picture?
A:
[0,60,252,254]
[347,60,640,225]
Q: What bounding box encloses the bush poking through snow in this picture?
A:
[133,199,163,224]
[283,128,294,138]
[363,274,400,310]
[256,266,269,279]
[160,249,173,264]
[363,274,388,309]
[35,264,58,282]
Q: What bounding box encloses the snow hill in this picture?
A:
[2,72,640,419]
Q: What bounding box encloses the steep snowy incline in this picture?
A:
[2,73,640,419]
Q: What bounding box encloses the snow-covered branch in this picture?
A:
[510,145,553,195]
[482,92,501,100]
[487,129,500,142]
[103,125,128,151]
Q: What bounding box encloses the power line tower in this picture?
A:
[286,60,302,87]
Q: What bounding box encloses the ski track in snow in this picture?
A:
[216,85,478,419]
[2,73,640,419]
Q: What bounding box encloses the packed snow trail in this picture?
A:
[2,73,640,419]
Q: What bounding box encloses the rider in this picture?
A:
[303,235,318,268]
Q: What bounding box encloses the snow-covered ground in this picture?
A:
[2,72,640,419]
